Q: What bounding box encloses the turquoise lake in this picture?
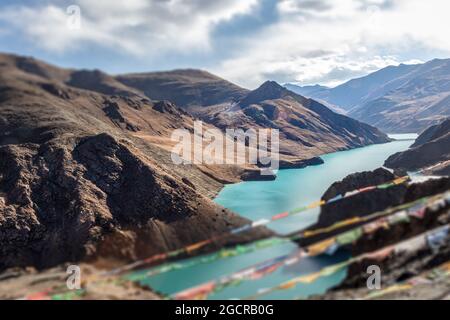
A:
[138,134,416,300]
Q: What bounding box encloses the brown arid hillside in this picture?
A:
[412,118,450,148]
[116,69,249,109]
[385,118,450,175]
[0,53,273,273]
[213,81,390,159]
[0,52,389,284]
[116,70,391,163]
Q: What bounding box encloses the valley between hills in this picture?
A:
[0,52,449,300]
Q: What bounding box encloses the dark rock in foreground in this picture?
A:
[307,167,450,300]
[297,168,450,247]
[317,168,399,229]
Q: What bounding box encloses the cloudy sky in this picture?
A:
[1,0,449,88]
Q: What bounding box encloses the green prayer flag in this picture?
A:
[336,227,363,245]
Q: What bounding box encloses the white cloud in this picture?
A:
[213,0,450,88]
[1,0,450,87]
[0,0,258,55]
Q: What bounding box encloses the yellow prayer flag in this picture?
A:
[307,238,336,256]
[394,177,408,184]
[307,200,326,209]
[296,272,322,284]
[279,281,297,290]
[303,216,362,238]
[186,240,211,254]
[441,262,450,273]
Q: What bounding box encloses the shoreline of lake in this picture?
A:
[139,134,417,300]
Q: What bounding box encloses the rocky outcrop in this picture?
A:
[297,169,450,247]
[315,168,400,228]
[321,168,396,202]
[308,168,450,299]
[0,53,273,272]
[0,133,271,271]
[279,157,324,169]
[412,118,450,147]
[385,119,450,172]
[152,100,187,116]
[103,100,141,132]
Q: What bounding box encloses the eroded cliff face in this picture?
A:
[0,133,271,270]
[0,53,273,271]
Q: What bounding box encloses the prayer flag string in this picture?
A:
[103,176,411,276]
[168,193,450,300]
[242,223,450,300]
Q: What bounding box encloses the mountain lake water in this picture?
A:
[137,134,417,300]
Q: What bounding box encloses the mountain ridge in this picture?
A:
[116,68,249,109]
[194,79,390,161]
[385,118,450,175]
[286,59,450,132]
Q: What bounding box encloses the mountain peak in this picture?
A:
[239,80,288,106]
[257,80,288,95]
[259,80,283,90]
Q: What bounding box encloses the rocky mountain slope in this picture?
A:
[286,63,419,112]
[412,118,450,147]
[0,53,272,271]
[385,119,450,175]
[284,84,329,100]
[287,59,450,133]
[0,52,389,273]
[318,169,449,231]
[114,69,391,163]
[116,69,249,109]
[193,81,390,162]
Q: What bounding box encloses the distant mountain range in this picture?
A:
[286,59,450,133]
